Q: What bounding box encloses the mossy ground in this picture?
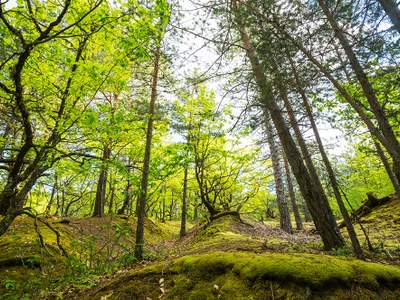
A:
[0,215,173,299]
[340,195,400,260]
[68,251,400,300]
[1,195,400,299]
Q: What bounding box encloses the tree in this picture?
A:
[287,55,364,259]
[263,110,292,233]
[0,0,111,236]
[283,154,303,231]
[316,0,400,185]
[134,0,171,260]
[231,0,344,250]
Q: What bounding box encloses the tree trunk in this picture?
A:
[288,55,364,258]
[93,145,111,217]
[108,186,115,215]
[118,179,132,215]
[233,5,344,249]
[264,110,292,233]
[0,165,47,236]
[377,0,400,34]
[274,70,333,212]
[180,165,189,238]
[135,45,161,260]
[317,0,400,184]
[161,197,166,223]
[283,155,303,230]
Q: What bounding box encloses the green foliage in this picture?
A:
[337,145,394,210]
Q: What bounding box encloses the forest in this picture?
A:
[1,0,400,299]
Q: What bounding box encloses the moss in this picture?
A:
[80,251,400,300]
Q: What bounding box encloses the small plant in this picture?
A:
[332,246,351,256]
[119,251,137,266]
[2,278,17,290]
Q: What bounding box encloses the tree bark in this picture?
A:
[92,145,111,217]
[118,179,132,215]
[135,45,161,260]
[288,56,364,259]
[264,110,292,233]
[233,3,344,249]
[180,164,189,238]
[283,155,303,230]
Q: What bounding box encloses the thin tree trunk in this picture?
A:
[135,45,161,260]
[93,145,111,217]
[288,56,364,259]
[180,164,189,238]
[317,0,400,184]
[118,179,132,215]
[233,5,344,249]
[283,155,303,230]
[108,185,115,215]
[161,197,166,223]
[377,0,400,34]
[264,110,292,233]
[61,189,66,216]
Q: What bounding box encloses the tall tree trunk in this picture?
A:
[108,185,115,215]
[233,4,344,249]
[288,57,364,259]
[135,45,161,260]
[93,145,111,217]
[264,110,292,233]
[317,0,400,184]
[180,164,189,238]
[283,155,303,230]
[161,196,166,223]
[118,161,133,215]
[377,0,400,34]
[274,70,332,212]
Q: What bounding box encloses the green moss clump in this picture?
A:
[93,251,400,300]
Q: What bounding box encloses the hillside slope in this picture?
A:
[1,195,400,299]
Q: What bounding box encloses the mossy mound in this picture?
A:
[73,251,400,300]
[173,214,321,256]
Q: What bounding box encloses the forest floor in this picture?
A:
[1,195,400,299]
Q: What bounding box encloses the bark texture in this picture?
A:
[264,110,292,233]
